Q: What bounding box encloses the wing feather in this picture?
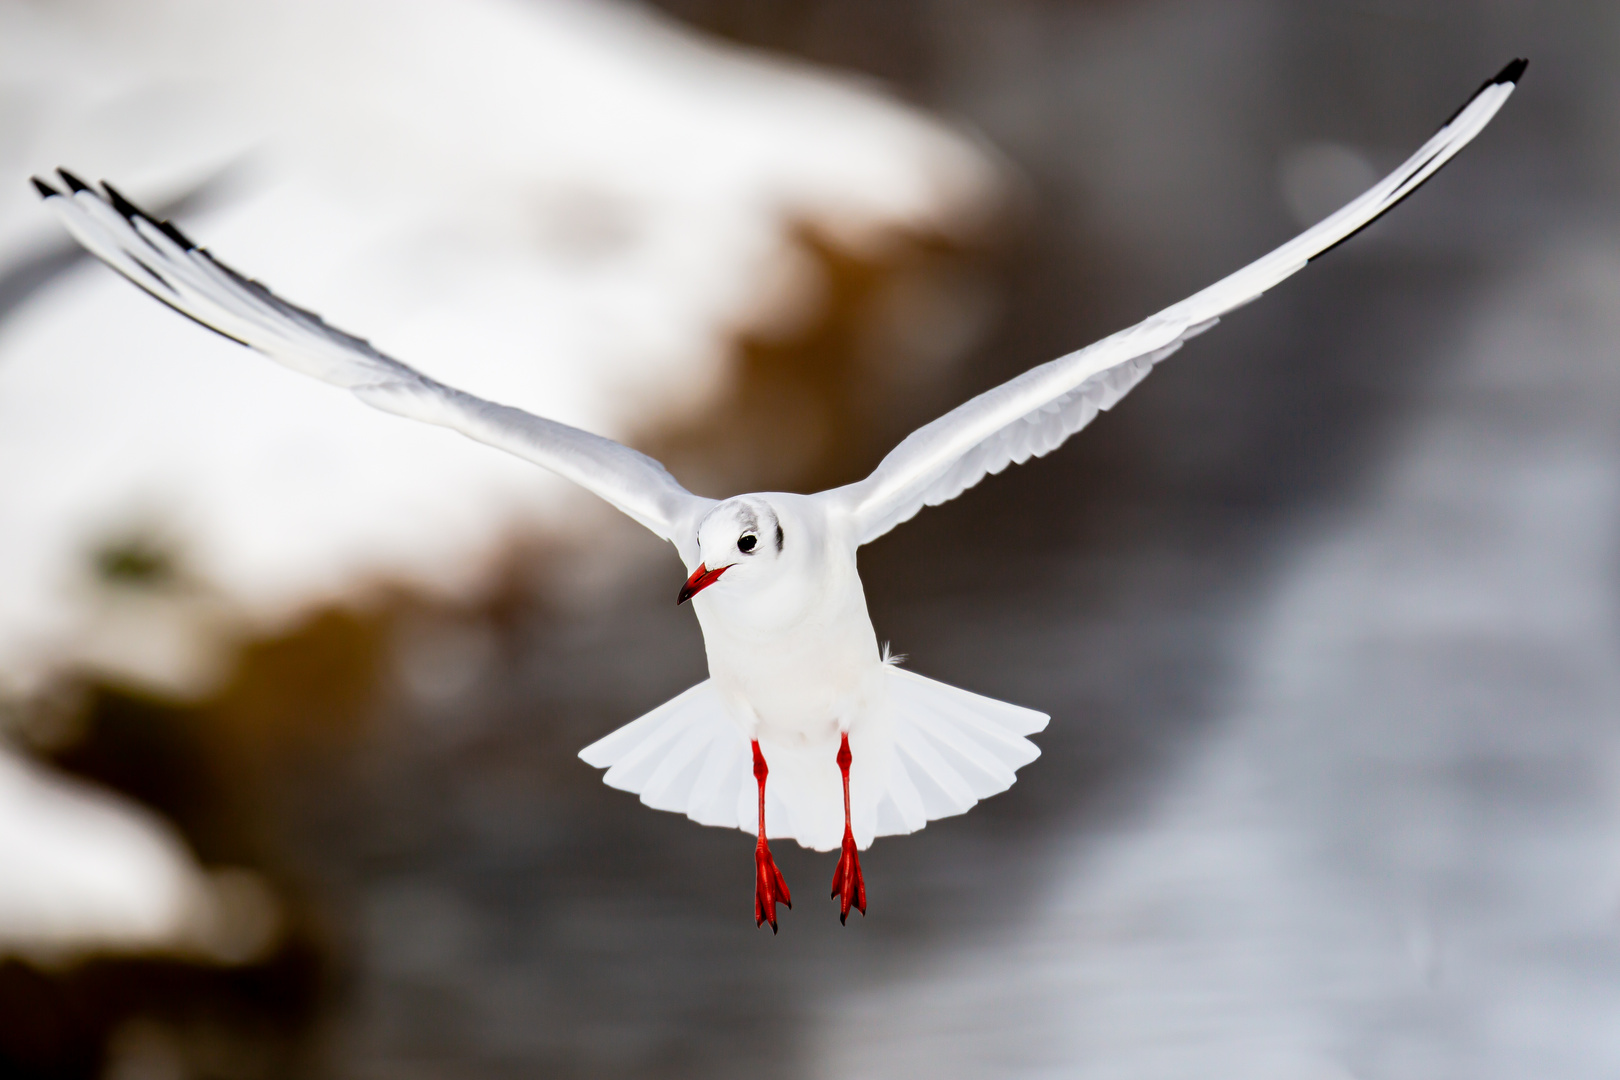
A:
[35,174,714,545]
[825,60,1525,545]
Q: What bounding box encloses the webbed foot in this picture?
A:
[830,826,866,924]
[755,838,792,931]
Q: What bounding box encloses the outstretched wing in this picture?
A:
[33,173,715,546]
[825,59,1526,546]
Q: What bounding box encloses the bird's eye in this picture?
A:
[738,533,757,553]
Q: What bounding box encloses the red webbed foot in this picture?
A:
[755,838,792,932]
[830,731,866,924]
[830,826,866,924]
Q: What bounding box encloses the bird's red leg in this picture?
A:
[829,732,866,924]
[752,740,791,932]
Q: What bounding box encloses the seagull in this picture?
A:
[33,59,1524,931]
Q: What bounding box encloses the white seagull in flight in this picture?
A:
[34,59,1524,931]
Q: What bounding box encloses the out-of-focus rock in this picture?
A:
[0,743,276,964]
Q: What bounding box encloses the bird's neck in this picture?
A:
[696,540,864,641]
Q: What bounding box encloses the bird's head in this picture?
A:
[679,496,786,604]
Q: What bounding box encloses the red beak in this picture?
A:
[677,562,728,605]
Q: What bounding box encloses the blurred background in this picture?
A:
[1,1,1616,1077]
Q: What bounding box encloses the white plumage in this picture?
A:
[35,60,1524,926]
[578,667,1045,847]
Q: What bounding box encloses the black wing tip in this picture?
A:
[154,218,197,250]
[1495,58,1529,86]
[56,168,91,194]
[99,180,141,221]
[93,179,197,250]
[31,176,60,199]
[1442,57,1529,128]
[1308,58,1527,267]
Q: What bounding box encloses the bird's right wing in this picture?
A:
[33,173,716,546]
[823,59,1525,546]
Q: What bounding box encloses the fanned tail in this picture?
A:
[871,666,1046,839]
[577,668,1048,850]
[578,680,755,829]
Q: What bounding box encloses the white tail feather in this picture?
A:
[577,668,1048,850]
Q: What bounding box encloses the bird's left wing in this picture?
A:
[33,172,715,545]
[823,59,1525,546]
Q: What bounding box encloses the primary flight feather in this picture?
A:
[35,59,1525,930]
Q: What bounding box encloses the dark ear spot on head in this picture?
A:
[775,524,784,552]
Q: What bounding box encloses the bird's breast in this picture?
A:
[696,562,881,742]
